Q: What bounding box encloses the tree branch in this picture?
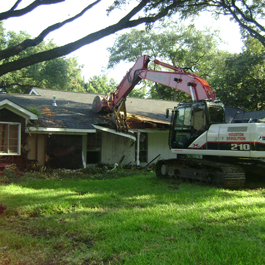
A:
[0,0,65,20]
[10,0,23,11]
[0,0,101,60]
[0,2,174,76]
[230,0,265,32]
[118,0,150,25]
[0,0,264,78]
[223,1,265,45]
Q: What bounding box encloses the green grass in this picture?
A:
[1,170,265,265]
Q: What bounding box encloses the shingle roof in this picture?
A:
[0,88,177,130]
[1,88,264,129]
[225,107,265,122]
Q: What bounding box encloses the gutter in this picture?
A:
[26,127,96,135]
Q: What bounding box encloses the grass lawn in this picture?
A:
[0,168,265,265]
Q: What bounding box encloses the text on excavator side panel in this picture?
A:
[147,73,167,82]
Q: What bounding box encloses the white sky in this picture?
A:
[1,0,243,82]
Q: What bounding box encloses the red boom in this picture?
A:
[92,55,216,113]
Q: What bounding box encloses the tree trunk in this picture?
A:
[155,82,163,99]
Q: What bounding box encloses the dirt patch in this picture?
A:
[0,204,6,214]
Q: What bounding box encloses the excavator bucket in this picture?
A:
[92,95,105,113]
[113,99,129,132]
[92,95,128,132]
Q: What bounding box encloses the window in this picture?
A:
[192,105,206,131]
[0,122,21,155]
[174,107,192,130]
[87,133,101,164]
[208,106,225,124]
[173,107,192,148]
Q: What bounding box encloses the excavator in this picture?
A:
[92,55,265,189]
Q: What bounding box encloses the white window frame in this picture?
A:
[0,122,21,155]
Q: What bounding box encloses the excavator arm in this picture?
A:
[92,55,216,131]
[137,60,216,101]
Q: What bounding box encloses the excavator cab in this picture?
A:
[169,101,225,149]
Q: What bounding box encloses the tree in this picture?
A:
[0,25,85,93]
[85,75,117,94]
[35,57,85,92]
[107,21,226,100]
[214,37,265,111]
[0,22,4,50]
[85,74,147,98]
[108,22,221,70]
[0,0,264,79]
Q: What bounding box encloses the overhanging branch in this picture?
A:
[0,0,65,20]
[10,0,23,11]
[224,1,265,45]
[0,4,173,77]
[0,0,264,78]
[0,0,101,60]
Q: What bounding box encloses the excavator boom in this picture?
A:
[92,55,216,115]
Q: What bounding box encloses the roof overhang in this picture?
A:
[26,127,96,135]
[0,99,38,122]
[93,125,136,141]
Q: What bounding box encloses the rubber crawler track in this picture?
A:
[156,158,246,189]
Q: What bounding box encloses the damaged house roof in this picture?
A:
[1,88,264,130]
[0,88,177,130]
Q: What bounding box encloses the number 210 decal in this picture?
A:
[231,143,250,150]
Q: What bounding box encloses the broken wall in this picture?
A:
[101,132,135,165]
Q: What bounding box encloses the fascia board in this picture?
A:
[0,99,38,120]
[131,129,169,133]
[93,125,136,141]
[26,127,96,135]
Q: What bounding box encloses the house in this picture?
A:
[0,88,177,169]
[2,88,264,170]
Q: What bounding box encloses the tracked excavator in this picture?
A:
[92,55,265,189]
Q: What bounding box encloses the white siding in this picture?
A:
[101,131,135,165]
[147,131,175,165]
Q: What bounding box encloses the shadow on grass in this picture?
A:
[1,173,265,218]
[1,173,265,265]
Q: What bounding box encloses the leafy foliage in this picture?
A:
[85,75,117,95]
[0,24,85,93]
[84,74,147,98]
[108,22,221,71]
[214,38,265,111]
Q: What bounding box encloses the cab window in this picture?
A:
[208,106,225,124]
[174,107,191,129]
[173,107,192,148]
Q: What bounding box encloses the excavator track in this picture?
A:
[156,158,245,189]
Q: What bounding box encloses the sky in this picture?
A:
[1,0,243,82]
